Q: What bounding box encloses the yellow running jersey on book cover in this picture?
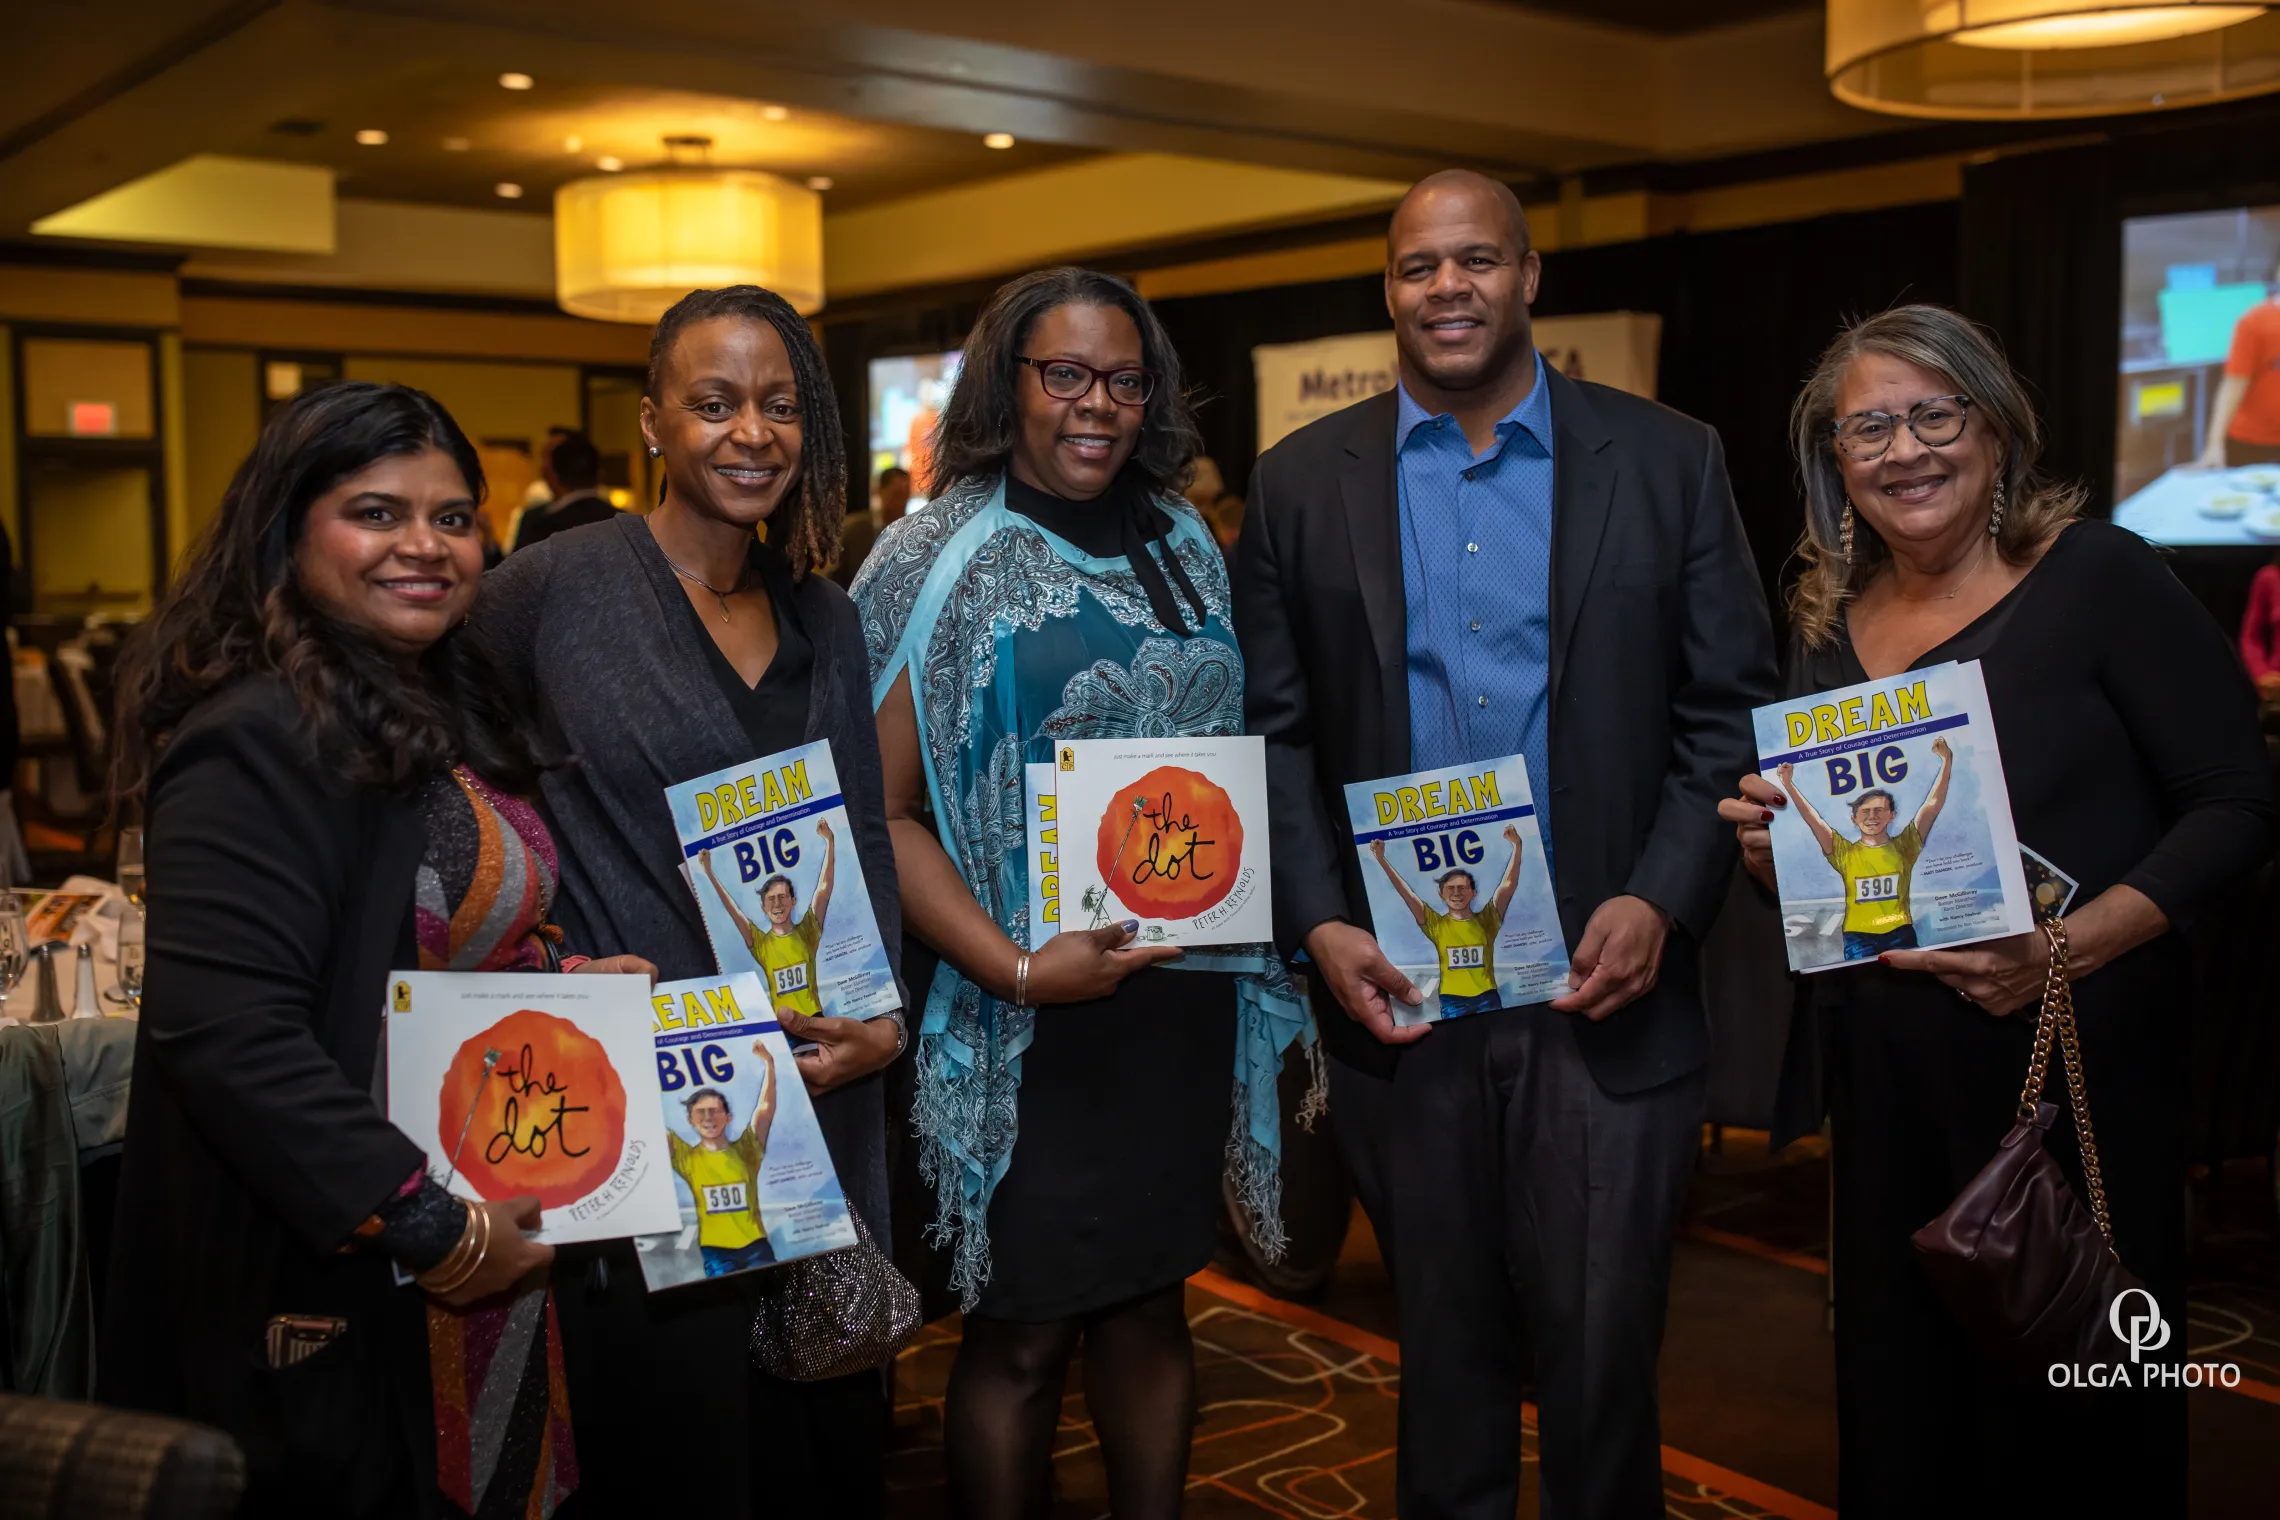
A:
[1422,903,1504,998]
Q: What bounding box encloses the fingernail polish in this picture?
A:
[1121,919,1140,933]
[1760,810,1775,823]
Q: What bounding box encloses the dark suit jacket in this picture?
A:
[1236,368,1777,1094]
[101,677,435,1503]
[512,489,620,552]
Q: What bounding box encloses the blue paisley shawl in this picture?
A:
[852,473,1322,1307]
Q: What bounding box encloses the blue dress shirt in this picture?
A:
[1395,354,1556,876]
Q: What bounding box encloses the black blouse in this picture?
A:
[677,540,814,759]
[1789,520,2273,945]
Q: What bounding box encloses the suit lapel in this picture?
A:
[1548,368,1617,709]
[1336,391,1409,770]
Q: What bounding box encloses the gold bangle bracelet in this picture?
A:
[1013,950,1032,1010]
[417,1202,486,1295]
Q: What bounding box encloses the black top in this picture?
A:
[677,540,815,758]
[1237,372,1779,1093]
[1004,470,1167,556]
[1788,521,2273,949]
[101,677,434,1489]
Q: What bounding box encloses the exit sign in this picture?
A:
[67,401,117,436]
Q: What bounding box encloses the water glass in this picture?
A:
[117,826,147,906]
[0,890,26,990]
[112,900,146,1012]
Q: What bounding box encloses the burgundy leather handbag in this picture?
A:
[1911,920,2142,1383]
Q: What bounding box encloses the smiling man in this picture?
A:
[1237,170,1778,1519]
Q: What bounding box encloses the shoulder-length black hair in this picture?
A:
[928,267,1202,500]
[646,284,845,581]
[114,381,554,798]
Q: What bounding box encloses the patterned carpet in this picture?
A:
[885,1269,1831,1520]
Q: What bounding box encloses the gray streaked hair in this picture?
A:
[1786,304,2083,648]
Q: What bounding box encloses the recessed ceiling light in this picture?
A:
[806,175,833,191]
[982,132,1015,150]
[563,134,582,153]
[495,182,524,199]
[595,155,624,172]
[442,136,471,152]
[762,105,790,122]
[498,71,534,90]
[354,128,388,146]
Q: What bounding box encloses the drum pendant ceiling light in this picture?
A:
[1826,0,2280,116]
[554,136,823,322]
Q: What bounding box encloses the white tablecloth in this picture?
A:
[2112,464,2280,546]
[0,875,136,1024]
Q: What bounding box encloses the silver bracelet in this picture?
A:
[1013,950,1032,1009]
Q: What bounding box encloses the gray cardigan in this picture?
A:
[473,513,902,1237]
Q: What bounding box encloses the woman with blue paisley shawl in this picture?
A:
[853,268,1317,1517]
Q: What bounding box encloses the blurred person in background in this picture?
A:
[512,429,619,551]
[2238,550,2280,701]
[834,465,910,588]
[2196,253,2280,469]
[102,382,651,1517]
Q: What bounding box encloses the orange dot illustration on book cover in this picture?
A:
[435,1009,627,1209]
[1094,764,1243,920]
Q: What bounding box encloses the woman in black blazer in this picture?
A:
[100,384,645,1517]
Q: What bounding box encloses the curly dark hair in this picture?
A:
[646,284,846,581]
[928,267,1202,500]
[113,382,556,799]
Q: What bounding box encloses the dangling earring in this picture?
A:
[1839,500,1856,564]
[1988,477,2007,538]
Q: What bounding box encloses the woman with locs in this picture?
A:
[1717,305,2272,1516]
[102,382,651,1517]
[854,266,1316,1519]
[473,284,904,1517]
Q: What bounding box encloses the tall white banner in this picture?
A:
[1252,312,1662,455]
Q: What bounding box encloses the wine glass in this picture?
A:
[0,891,26,991]
[117,827,146,907]
[110,900,145,1012]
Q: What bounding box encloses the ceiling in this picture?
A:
[1475,0,1816,35]
[241,83,1091,214]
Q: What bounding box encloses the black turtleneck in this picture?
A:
[1003,470,1209,635]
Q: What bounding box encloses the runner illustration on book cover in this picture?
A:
[696,820,835,1017]
[1779,735,1954,961]
[665,1039,779,1276]
[1367,824,1526,1018]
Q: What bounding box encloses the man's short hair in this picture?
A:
[683,1087,731,1116]
[1850,789,1897,816]
[550,430,601,490]
[1436,869,1477,893]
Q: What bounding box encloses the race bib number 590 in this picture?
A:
[702,1181,748,1215]
[773,963,810,995]
[1444,944,1486,970]
[1854,874,1900,904]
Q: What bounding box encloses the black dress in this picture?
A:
[1786,521,2272,1517]
[970,476,1240,1324]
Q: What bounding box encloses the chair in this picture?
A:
[0,1394,244,1520]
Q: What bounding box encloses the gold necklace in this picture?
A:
[1893,540,1991,604]
[661,552,749,623]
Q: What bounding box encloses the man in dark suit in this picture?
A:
[1236,170,1776,1519]
[511,429,618,552]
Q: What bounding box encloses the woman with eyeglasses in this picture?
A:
[853,267,1313,1519]
[1715,307,2271,1515]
